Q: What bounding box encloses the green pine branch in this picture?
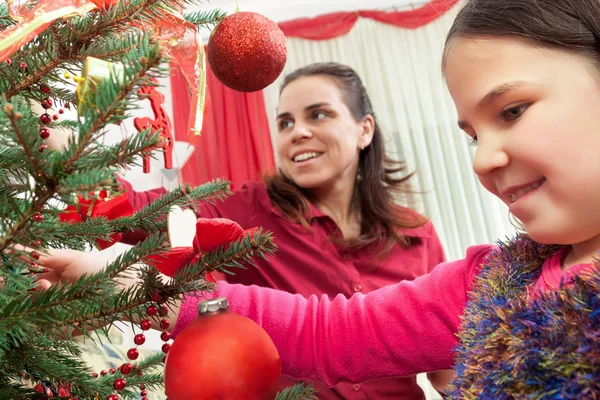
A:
[275,382,319,400]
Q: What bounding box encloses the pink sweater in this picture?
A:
[173,244,589,387]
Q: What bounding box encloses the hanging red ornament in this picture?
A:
[100,370,107,376]
[140,319,152,331]
[133,79,174,173]
[52,114,59,121]
[33,213,43,222]
[161,343,171,354]
[133,333,146,345]
[40,113,51,124]
[39,127,50,139]
[207,12,287,92]
[164,298,281,400]
[120,363,132,375]
[146,305,158,316]
[113,378,126,391]
[126,348,139,360]
[160,331,171,341]
[58,108,64,114]
[41,98,52,109]
[159,318,170,330]
[30,250,40,260]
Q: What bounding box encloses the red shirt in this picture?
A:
[121,181,446,399]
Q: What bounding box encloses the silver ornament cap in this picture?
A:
[198,297,229,315]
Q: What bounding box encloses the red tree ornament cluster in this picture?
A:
[207,12,287,92]
[164,298,281,400]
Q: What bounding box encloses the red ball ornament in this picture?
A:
[164,298,280,400]
[39,127,50,139]
[40,113,51,124]
[161,343,170,353]
[120,363,132,375]
[52,114,59,121]
[146,305,158,316]
[30,250,40,260]
[109,368,115,374]
[159,318,170,330]
[107,394,119,400]
[207,12,287,92]
[113,378,126,391]
[134,333,146,345]
[41,98,52,109]
[127,348,139,360]
[39,144,48,153]
[40,85,51,94]
[140,319,152,331]
[33,213,43,222]
[160,331,171,342]
[100,370,107,376]
[140,390,147,396]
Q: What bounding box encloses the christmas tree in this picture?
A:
[0,0,313,398]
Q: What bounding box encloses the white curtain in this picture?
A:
[262,10,515,262]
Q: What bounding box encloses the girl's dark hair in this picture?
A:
[265,62,426,252]
[444,0,600,69]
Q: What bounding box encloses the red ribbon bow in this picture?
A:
[59,190,133,249]
[148,218,257,278]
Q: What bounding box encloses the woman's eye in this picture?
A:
[278,120,294,131]
[501,104,529,122]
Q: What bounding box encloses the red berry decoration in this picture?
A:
[164,298,280,400]
[33,213,43,222]
[41,98,52,109]
[100,370,107,376]
[160,331,171,341]
[30,250,40,260]
[109,368,115,374]
[52,114,59,121]
[161,343,170,353]
[92,372,99,378]
[5,58,11,65]
[140,319,152,330]
[207,12,287,92]
[134,333,146,345]
[113,378,126,391]
[126,348,139,360]
[59,108,65,114]
[40,113,51,124]
[107,395,119,400]
[19,61,27,71]
[146,305,158,316]
[159,318,170,330]
[120,363,132,375]
[140,390,147,396]
[39,144,48,153]
[39,127,50,139]
[40,85,51,94]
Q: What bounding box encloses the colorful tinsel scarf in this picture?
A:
[448,236,600,399]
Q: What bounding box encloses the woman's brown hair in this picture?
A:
[265,62,426,252]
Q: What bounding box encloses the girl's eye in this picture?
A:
[312,111,327,120]
[501,104,529,122]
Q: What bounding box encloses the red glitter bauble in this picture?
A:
[207,12,287,92]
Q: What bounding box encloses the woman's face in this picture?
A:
[275,75,373,191]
